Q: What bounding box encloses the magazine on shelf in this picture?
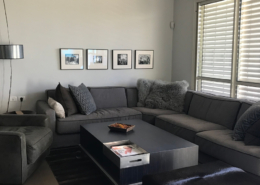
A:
[111,145,143,157]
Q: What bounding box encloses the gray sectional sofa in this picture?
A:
[37,87,142,148]
[36,86,260,176]
[155,91,260,176]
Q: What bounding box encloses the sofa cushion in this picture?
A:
[69,83,96,115]
[188,93,241,129]
[56,107,142,134]
[183,91,194,114]
[46,89,56,100]
[0,126,53,164]
[155,114,226,142]
[195,129,260,176]
[244,119,260,146]
[126,87,138,107]
[132,107,179,125]
[55,83,78,116]
[89,87,127,109]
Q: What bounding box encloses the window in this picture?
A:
[196,0,260,101]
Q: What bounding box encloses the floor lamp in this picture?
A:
[0,45,24,113]
[0,0,24,113]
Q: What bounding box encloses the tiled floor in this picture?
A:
[24,161,58,185]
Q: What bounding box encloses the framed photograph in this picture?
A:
[112,50,132,69]
[135,50,154,69]
[87,49,108,70]
[60,48,84,70]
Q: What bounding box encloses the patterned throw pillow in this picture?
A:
[232,102,260,141]
[244,119,260,146]
[69,83,96,115]
[48,97,65,118]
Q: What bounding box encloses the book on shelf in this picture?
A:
[111,145,143,157]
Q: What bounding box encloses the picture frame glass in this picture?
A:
[135,50,154,69]
[87,49,108,69]
[60,49,83,70]
[113,50,132,69]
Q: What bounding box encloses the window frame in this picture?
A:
[193,0,260,100]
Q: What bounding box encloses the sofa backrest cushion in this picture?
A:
[237,101,253,121]
[46,90,56,100]
[125,87,138,107]
[183,90,194,114]
[46,87,70,101]
[89,87,127,109]
[188,93,241,129]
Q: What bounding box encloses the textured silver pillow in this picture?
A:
[233,102,260,141]
[145,80,189,112]
[69,83,96,115]
[137,78,154,107]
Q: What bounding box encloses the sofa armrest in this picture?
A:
[0,131,27,184]
[36,100,56,133]
[0,114,48,127]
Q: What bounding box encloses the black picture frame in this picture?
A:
[135,50,154,69]
[112,50,132,70]
[60,48,84,70]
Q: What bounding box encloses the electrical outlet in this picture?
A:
[19,96,26,102]
[10,96,18,101]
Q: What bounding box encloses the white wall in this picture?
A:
[172,0,195,89]
[0,0,174,113]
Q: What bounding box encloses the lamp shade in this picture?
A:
[0,45,24,59]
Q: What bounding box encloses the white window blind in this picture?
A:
[196,0,234,96]
[237,85,260,101]
[201,80,231,97]
[238,0,260,83]
[195,0,260,101]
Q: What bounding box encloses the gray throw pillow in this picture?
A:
[69,83,96,115]
[137,78,154,107]
[145,80,189,112]
[233,102,260,141]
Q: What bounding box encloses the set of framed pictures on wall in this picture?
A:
[60,49,154,70]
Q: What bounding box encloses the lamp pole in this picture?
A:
[0,0,24,113]
[3,0,12,113]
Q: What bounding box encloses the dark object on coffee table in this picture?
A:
[108,122,135,132]
[142,161,260,185]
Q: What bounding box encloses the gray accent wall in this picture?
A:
[172,0,196,89]
[0,0,174,113]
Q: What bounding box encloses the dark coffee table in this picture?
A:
[80,119,198,185]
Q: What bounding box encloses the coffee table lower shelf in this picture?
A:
[80,145,121,185]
